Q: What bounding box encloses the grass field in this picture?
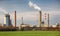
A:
[0,31,60,36]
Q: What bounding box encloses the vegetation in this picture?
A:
[0,31,60,36]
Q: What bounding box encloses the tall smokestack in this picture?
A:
[48,13,49,27]
[14,11,16,28]
[38,11,42,27]
[22,17,24,25]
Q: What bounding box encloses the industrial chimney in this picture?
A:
[38,11,42,27]
[48,13,49,27]
[14,11,16,28]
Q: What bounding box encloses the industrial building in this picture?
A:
[4,13,12,26]
[0,10,60,31]
[19,11,60,31]
[0,11,17,31]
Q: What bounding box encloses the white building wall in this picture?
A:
[4,16,6,24]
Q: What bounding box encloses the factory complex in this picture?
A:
[0,10,60,31]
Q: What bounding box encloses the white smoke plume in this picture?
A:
[0,8,8,14]
[28,1,41,11]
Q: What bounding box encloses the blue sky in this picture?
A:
[0,0,60,26]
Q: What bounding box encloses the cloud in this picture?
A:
[28,1,33,7]
[0,8,8,14]
[28,1,41,11]
[0,14,4,24]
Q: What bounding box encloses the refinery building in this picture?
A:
[4,13,12,26]
[0,11,60,31]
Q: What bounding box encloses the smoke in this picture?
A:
[28,1,41,11]
[0,8,8,14]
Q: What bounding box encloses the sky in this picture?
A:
[0,0,60,26]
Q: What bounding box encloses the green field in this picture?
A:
[0,31,60,36]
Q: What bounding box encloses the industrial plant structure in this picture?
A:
[4,13,12,26]
[19,11,60,31]
[0,11,17,31]
[38,11,42,27]
[14,11,16,28]
[0,10,60,31]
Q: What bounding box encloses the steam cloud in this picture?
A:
[28,1,41,11]
[0,8,7,14]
